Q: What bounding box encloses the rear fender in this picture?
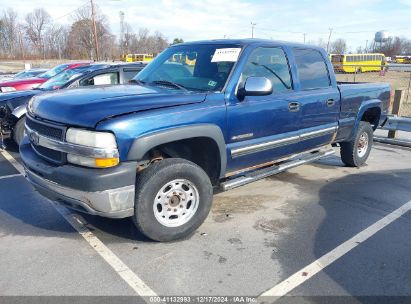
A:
[349,99,382,140]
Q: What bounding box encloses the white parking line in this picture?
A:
[0,149,157,299]
[56,206,157,297]
[0,173,22,180]
[260,199,411,298]
[0,150,24,174]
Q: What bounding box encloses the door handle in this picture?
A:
[326,99,335,107]
[288,102,300,112]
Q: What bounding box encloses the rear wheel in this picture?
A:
[133,158,213,242]
[13,117,25,146]
[340,121,373,167]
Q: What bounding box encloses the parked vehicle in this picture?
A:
[125,53,154,62]
[20,39,390,242]
[0,62,146,145]
[331,53,387,73]
[0,62,89,92]
[12,69,49,80]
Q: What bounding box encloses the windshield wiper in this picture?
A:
[150,80,188,91]
[251,62,291,90]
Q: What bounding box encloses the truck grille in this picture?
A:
[26,115,66,164]
[26,116,64,140]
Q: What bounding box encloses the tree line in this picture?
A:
[0,6,172,60]
[313,36,411,56]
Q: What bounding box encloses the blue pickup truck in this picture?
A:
[20,39,390,241]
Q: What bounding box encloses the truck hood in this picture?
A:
[31,85,207,128]
[0,90,38,110]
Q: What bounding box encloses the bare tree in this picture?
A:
[44,24,69,59]
[67,4,113,60]
[374,36,411,56]
[24,8,51,58]
[0,9,19,58]
[330,38,347,54]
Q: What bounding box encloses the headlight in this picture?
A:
[0,86,16,92]
[66,128,119,168]
[66,128,117,148]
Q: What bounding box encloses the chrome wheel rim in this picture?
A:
[153,179,200,227]
[357,132,369,158]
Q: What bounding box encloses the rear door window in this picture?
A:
[293,48,331,90]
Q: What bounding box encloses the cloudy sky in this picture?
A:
[2,0,411,51]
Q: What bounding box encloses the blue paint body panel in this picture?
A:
[28,39,391,176]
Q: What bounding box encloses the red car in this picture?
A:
[0,62,90,93]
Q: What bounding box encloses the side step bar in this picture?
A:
[220,149,335,191]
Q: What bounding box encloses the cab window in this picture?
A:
[241,47,293,93]
[81,72,119,86]
[293,48,330,90]
[122,68,142,83]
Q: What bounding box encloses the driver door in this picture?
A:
[226,46,300,171]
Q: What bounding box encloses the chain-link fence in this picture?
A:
[333,64,411,117]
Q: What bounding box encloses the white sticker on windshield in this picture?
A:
[211,48,241,62]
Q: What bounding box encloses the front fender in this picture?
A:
[11,104,27,119]
[127,124,227,178]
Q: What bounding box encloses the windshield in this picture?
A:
[13,70,45,80]
[39,68,83,90]
[134,44,241,91]
[38,64,110,90]
[38,64,70,79]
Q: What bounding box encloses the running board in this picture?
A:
[220,149,335,191]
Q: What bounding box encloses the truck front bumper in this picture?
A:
[20,139,136,219]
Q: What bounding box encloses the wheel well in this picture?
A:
[145,137,221,185]
[361,107,381,130]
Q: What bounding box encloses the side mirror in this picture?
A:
[237,76,273,101]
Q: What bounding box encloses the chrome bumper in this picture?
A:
[25,167,135,218]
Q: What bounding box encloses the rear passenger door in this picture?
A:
[291,48,340,151]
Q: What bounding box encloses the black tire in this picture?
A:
[340,121,373,167]
[133,158,213,242]
[13,117,25,146]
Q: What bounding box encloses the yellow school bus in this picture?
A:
[331,53,386,73]
[125,54,154,63]
[393,56,411,64]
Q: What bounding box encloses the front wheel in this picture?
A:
[13,117,26,146]
[340,121,373,167]
[133,158,213,242]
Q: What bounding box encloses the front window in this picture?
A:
[240,47,293,93]
[38,64,70,79]
[134,44,241,92]
[331,55,344,63]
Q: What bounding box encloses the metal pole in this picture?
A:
[303,33,306,44]
[91,0,100,61]
[251,22,256,38]
[326,28,333,53]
